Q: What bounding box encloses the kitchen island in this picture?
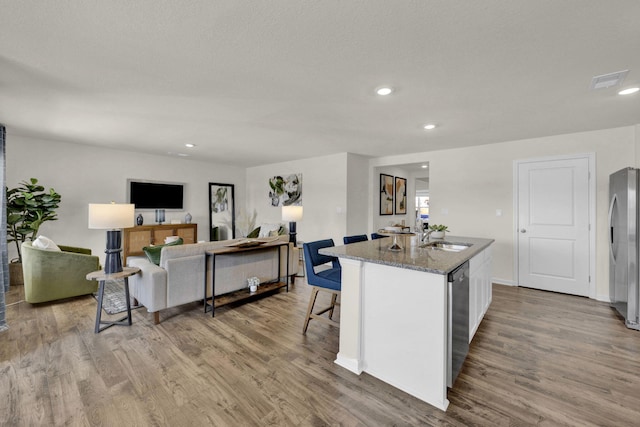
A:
[320,235,493,411]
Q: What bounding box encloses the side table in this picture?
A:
[296,240,305,278]
[87,267,140,333]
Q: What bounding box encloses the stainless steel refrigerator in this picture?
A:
[609,167,640,330]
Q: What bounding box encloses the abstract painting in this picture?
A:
[395,176,407,215]
[268,173,302,207]
[380,174,394,215]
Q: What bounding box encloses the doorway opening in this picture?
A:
[415,164,429,232]
[416,188,429,231]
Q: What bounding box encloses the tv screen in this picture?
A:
[128,180,184,210]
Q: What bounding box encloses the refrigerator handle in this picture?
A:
[608,194,617,263]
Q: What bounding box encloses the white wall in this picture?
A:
[346,153,370,236]
[371,125,637,300]
[6,135,245,265]
[245,153,348,245]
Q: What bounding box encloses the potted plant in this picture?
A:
[6,178,62,285]
[428,224,449,239]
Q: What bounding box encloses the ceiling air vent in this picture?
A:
[590,70,629,90]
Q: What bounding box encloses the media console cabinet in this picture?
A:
[123,223,197,262]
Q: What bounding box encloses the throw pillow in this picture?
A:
[259,223,282,238]
[32,235,62,251]
[143,238,183,265]
[247,227,260,238]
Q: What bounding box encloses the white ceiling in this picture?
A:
[1,1,639,167]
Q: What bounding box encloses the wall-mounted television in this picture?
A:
[128,179,184,210]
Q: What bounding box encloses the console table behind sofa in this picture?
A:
[126,235,298,324]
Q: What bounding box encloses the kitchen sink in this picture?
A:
[420,241,472,252]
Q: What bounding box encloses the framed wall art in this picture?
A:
[394,176,407,215]
[380,173,394,215]
[209,182,235,240]
[268,173,302,207]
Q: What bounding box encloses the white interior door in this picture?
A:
[517,157,591,296]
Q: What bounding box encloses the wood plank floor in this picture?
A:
[1,281,639,426]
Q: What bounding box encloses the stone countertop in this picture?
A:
[319,235,494,275]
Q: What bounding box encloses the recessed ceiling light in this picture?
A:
[423,124,436,130]
[619,87,639,95]
[421,165,428,169]
[185,143,196,148]
[376,86,393,96]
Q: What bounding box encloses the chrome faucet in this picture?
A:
[422,229,434,242]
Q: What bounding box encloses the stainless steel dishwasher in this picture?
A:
[447,261,470,387]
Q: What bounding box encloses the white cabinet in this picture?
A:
[469,245,492,343]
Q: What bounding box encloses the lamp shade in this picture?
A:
[282,205,303,222]
[88,203,135,229]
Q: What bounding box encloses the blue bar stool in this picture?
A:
[302,239,342,334]
[343,234,368,244]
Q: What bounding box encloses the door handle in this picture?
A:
[520,228,527,233]
[608,194,617,262]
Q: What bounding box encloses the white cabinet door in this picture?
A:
[483,246,493,312]
[469,246,493,343]
[469,252,483,343]
[476,260,486,328]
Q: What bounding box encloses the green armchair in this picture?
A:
[22,241,100,303]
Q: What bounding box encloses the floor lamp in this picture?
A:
[88,203,135,274]
[282,205,303,245]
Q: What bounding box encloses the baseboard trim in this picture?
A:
[491,277,516,286]
[335,353,363,375]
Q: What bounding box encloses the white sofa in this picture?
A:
[127,234,298,324]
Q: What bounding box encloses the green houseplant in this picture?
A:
[7,178,62,265]
[428,224,449,239]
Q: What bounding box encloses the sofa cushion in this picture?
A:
[259,223,282,238]
[32,235,61,251]
[143,238,184,265]
[248,224,287,238]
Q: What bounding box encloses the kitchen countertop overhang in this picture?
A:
[319,235,494,275]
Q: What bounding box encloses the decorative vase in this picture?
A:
[155,209,165,224]
[248,276,260,292]
[185,212,192,224]
[136,213,144,226]
[431,231,445,239]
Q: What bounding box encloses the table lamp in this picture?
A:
[282,205,303,245]
[88,203,135,274]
